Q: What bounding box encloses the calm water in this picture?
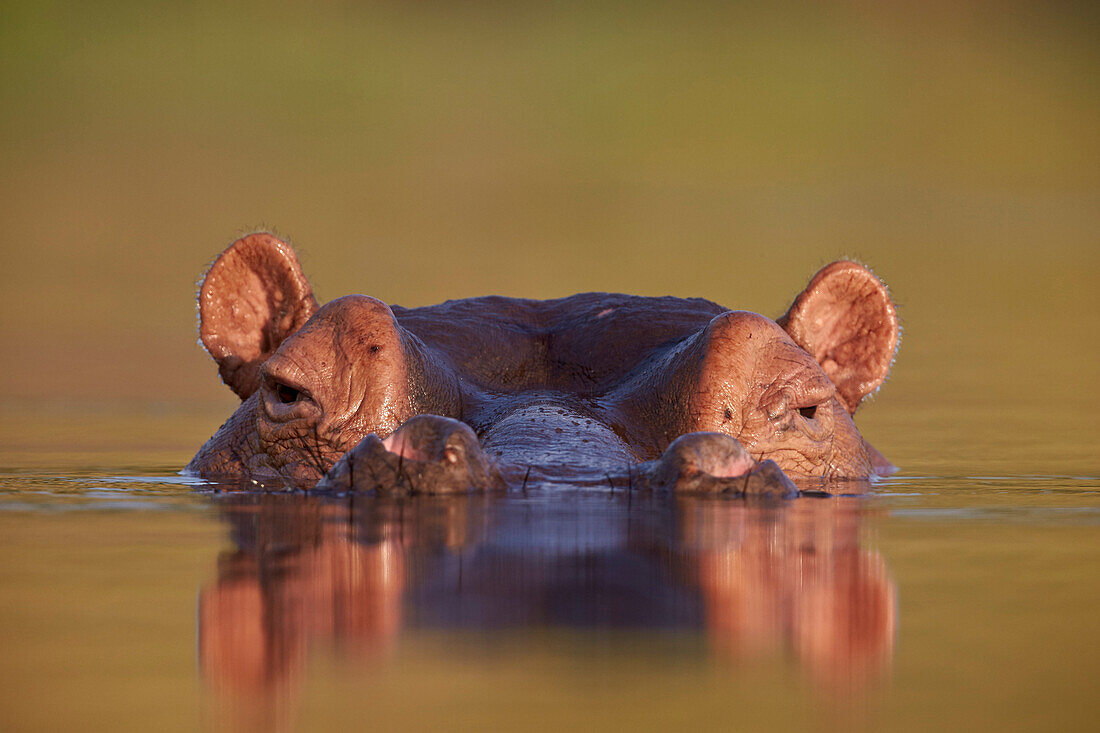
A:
[0,406,1096,733]
[2,1,1097,730]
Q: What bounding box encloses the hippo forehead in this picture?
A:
[276,295,400,356]
[387,293,740,391]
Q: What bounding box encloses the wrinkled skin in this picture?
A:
[187,233,899,494]
[634,432,797,497]
[319,418,795,498]
[318,416,506,496]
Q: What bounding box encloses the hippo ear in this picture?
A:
[198,233,319,400]
[777,261,899,414]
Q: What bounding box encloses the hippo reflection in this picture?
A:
[199,491,897,725]
[187,234,900,494]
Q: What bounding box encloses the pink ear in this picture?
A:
[198,233,319,400]
[778,261,899,414]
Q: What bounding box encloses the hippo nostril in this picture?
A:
[799,405,817,420]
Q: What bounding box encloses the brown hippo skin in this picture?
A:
[186,233,899,494]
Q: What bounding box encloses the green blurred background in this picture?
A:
[1,0,1097,473]
[1,5,1099,731]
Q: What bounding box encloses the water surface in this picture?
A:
[0,406,1096,732]
[1,2,1097,730]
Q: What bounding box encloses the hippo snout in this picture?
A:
[316,419,798,498]
[639,432,798,497]
[317,416,504,496]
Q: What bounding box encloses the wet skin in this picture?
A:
[318,419,796,498]
[187,233,900,494]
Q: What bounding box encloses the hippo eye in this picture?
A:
[799,405,817,420]
[274,381,301,404]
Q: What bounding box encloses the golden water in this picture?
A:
[1,2,1098,730]
[0,400,1096,732]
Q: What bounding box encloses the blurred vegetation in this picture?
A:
[0,0,1097,466]
[0,8,1098,729]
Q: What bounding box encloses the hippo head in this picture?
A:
[188,235,461,485]
[662,267,900,480]
[188,234,899,492]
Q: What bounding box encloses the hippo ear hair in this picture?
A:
[777,261,899,414]
[198,233,319,400]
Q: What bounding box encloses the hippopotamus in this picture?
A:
[186,233,899,494]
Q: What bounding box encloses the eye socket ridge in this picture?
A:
[262,371,313,406]
[789,378,835,422]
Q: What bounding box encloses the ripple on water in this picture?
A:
[869,474,1100,525]
[0,471,1097,522]
[0,470,210,512]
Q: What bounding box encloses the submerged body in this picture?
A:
[187,234,899,494]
